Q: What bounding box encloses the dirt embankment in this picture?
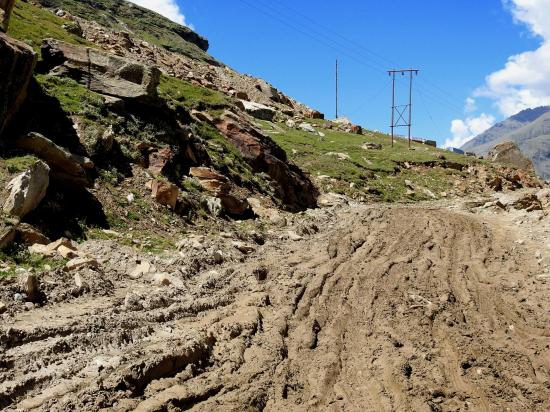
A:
[1,202,550,411]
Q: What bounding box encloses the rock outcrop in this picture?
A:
[215,112,318,211]
[3,161,50,218]
[147,180,179,209]
[16,133,92,187]
[190,167,249,216]
[237,100,276,121]
[0,32,37,138]
[41,39,160,104]
[488,141,534,172]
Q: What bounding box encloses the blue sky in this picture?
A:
[131,1,550,148]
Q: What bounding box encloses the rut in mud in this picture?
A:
[1,206,549,411]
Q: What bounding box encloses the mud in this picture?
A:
[1,201,550,411]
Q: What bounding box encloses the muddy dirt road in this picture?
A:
[1,202,550,411]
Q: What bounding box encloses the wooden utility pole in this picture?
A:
[388,69,419,148]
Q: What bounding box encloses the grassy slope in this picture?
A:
[37,0,217,64]
[260,120,484,202]
[8,1,93,52]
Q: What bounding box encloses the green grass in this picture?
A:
[3,155,40,174]
[8,1,93,52]
[259,120,484,202]
[35,74,104,116]
[0,245,67,278]
[158,74,230,112]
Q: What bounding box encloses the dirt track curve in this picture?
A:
[1,205,550,411]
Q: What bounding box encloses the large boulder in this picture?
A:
[237,100,276,121]
[189,166,249,216]
[215,111,318,211]
[0,32,37,138]
[41,39,160,104]
[488,141,534,172]
[3,160,50,218]
[16,132,92,187]
[148,180,179,209]
[189,167,230,194]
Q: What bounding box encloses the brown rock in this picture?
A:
[512,193,543,212]
[0,32,36,138]
[20,273,39,302]
[29,243,55,257]
[220,194,249,216]
[150,180,179,209]
[57,245,78,259]
[16,223,51,246]
[16,133,91,187]
[148,148,172,176]
[306,109,325,120]
[235,91,249,100]
[46,238,76,253]
[215,113,318,211]
[489,141,534,172]
[189,167,230,194]
[65,257,99,271]
[350,125,363,135]
[488,176,503,191]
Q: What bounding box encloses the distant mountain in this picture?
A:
[462,106,550,179]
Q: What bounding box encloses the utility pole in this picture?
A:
[335,59,339,119]
[388,69,419,148]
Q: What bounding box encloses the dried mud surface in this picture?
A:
[1,202,550,411]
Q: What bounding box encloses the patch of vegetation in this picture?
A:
[0,244,67,278]
[36,0,217,64]
[8,1,93,52]
[35,74,105,116]
[86,227,174,255]
[259,120,484,202]
[158,74,230,112]
[3,155,40,174]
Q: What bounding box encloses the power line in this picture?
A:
[416,87,445,141]
[269,0,467,109]
[235,0,467,120]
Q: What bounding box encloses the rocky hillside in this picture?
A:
[0,0,543,261]
[462,106,550,179]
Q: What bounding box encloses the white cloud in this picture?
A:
[475,0,550,117]
[128,0,190,27]
[445,113,496,149]
[465,97,477,113]
[449,0,550,146]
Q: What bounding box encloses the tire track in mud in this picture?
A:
[1,205,549,411]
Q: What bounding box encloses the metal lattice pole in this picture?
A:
[388,69,419,149]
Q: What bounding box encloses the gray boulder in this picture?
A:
[237,100,276,121]
[4,161,50,218]
[16,132,92,187]
[41,39,160,104]
[299,123,316,133]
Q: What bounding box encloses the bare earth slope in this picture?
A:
[1,200,549,411]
